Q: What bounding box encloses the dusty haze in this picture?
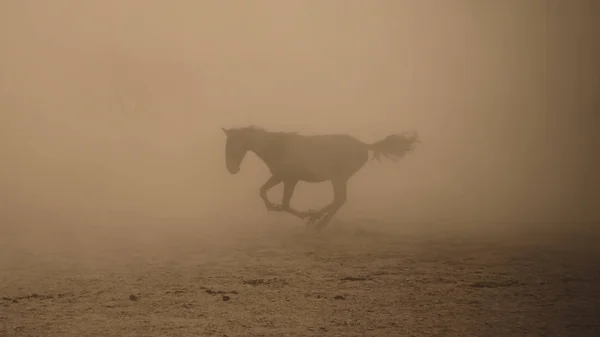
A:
[1,1,599,336]
[2,0,598,225]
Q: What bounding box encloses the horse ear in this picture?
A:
[401,130,418,139]
[409,130,420,143]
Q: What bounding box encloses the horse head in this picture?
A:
[222,127,248,174]
[400,130,420,150]
[221,126,269,174]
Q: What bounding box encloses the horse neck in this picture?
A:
[247,132,281,167]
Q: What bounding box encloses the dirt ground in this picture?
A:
[1,215,599,337]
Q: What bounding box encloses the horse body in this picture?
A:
[222,126,418,229]
[256,133,369,183]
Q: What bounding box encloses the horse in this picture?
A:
[221,126,419,229]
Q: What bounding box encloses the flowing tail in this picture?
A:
[367,131,420,162]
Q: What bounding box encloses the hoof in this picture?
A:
[266,204,283,211]
[305,211,326,224]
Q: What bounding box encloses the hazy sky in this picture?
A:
[1,1,598,225]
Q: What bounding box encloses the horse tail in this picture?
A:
[367,131,419,162]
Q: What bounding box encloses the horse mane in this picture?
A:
[233,125,299,137]
[243,125,265,132]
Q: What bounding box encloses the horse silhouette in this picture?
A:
[222,126,419,229]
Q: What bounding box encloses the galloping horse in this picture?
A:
[222,126,419,229]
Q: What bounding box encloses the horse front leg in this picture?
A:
[280,179,308,219]
[260,176,282,211]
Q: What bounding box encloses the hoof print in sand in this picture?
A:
[204,289,238,299]
[304,293,326,299]
[3,293,68,304]
[243,278,288,286]
[470,279,525,288]
[340,276,370,281]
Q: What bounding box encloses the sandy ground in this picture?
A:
[1,215,599,337]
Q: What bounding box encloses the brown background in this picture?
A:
[1,1,599,336]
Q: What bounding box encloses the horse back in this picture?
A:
[271,133,369,181]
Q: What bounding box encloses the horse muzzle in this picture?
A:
[227,165,240,174]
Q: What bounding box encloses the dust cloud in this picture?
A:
[1,1,598,227]
[1,1,599,336]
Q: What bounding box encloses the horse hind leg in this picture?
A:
[304,207,330,224]
[313,179,348,230]
[280,179,308,219]
[303,186,343,224]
